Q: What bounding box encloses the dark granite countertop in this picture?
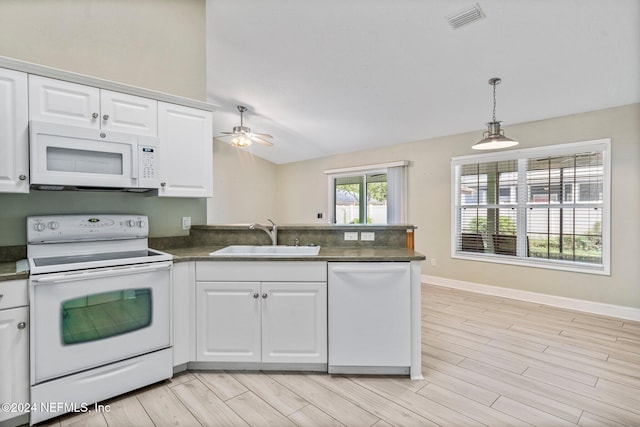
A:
[0,261,29,282]
[166,245,425,262]
[191,224,417,230]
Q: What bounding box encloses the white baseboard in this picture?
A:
[422,274,640,322]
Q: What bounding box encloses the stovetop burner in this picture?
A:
[32,250,151,267]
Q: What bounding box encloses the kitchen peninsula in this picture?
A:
[154,223,425,381]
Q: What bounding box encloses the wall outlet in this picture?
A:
[182,216,191,230]
[430,258,437,266]
[317,212,323,219]
[360,231,375,241]
[344,232,358,241]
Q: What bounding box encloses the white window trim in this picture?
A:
[324,160,408,175]
[325,161,408,224]
[450,139,611,276]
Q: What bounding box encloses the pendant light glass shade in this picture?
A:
[472,78,518,150]
[230,125,253,147]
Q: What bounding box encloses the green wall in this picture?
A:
[0,192,206,246]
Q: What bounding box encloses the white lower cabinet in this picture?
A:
[172,262,195,368]
[196,281,261,362]
[261,282,327,363]
[195,261,327,366]
[0,280,29,425]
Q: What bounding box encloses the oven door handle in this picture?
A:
[30,262,172,285]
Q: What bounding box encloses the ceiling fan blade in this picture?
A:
[220,131,235,134]
[251,135,274,147]
[250,132,273,139]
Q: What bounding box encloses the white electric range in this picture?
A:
[27,214,173,425]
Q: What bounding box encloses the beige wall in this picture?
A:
[0,0,209,245]
[277,104,640,309]
[0,0,206,100]
[207,140,278,224]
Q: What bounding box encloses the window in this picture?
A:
[62,289,152,345]
[325,161,408,224]
[452,139,610,275]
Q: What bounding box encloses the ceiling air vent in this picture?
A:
[447,3,485,30]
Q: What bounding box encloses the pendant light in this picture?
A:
[472,77,518,150]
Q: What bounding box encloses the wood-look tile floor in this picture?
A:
[41,283,640,427]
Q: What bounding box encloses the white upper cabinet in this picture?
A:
[0,68,29,193]
[29,75,157,136]
[100,89,157,136]
[157,102,213,198]
[29,75,100,128]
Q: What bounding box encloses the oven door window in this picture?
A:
[62,288,152,345]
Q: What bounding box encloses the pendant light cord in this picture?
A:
[492,82,497,122]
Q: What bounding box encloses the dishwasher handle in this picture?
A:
[330,265,408,274]
[31,261,172,285]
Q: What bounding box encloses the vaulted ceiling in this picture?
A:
[206,0,640,164]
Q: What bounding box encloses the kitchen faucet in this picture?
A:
[249,219,277,246]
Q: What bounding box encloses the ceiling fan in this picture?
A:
[215,105,273,147]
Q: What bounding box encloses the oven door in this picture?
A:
[29,261,171,384]
[29,121,139,189]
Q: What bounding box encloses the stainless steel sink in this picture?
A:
[209,245,321,257]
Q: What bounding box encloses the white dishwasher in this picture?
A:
[328,262,411,375]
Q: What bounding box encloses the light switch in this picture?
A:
[182,216,191,230]
[361,232,375,241]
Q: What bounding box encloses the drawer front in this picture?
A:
[0,279,28,310]
[196,261,327,282]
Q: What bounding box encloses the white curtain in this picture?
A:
[386,165,407,224]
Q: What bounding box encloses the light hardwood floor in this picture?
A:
[40,283,640,426]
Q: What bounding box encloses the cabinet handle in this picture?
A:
[92,113,99,119]
[0,294,3,300]
[19,174,27,181]
[262,293,268,299]
[253,292,259,299]
[17,322,26,330]
[103,114,109,121]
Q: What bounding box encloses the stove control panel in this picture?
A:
[27,214,149,243]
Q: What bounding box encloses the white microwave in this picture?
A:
[29,121,160,191]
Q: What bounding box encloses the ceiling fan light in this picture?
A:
[215,105,273,148]
[231,134,252,147]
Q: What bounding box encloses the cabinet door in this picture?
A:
[261,282,327,364]
[28,75,100,128]
[196,282,261,362]
[0,307,29,423]
[101,90,158,136]
[158,102,213,198]
[0,68,28,193]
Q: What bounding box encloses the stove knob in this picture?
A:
[48,221,59,230]
[136,220,146,228]
[127,220,136,227]
[34,222,45,232]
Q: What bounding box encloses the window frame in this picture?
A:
[325,161,408,225]
[451,139,611,275]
